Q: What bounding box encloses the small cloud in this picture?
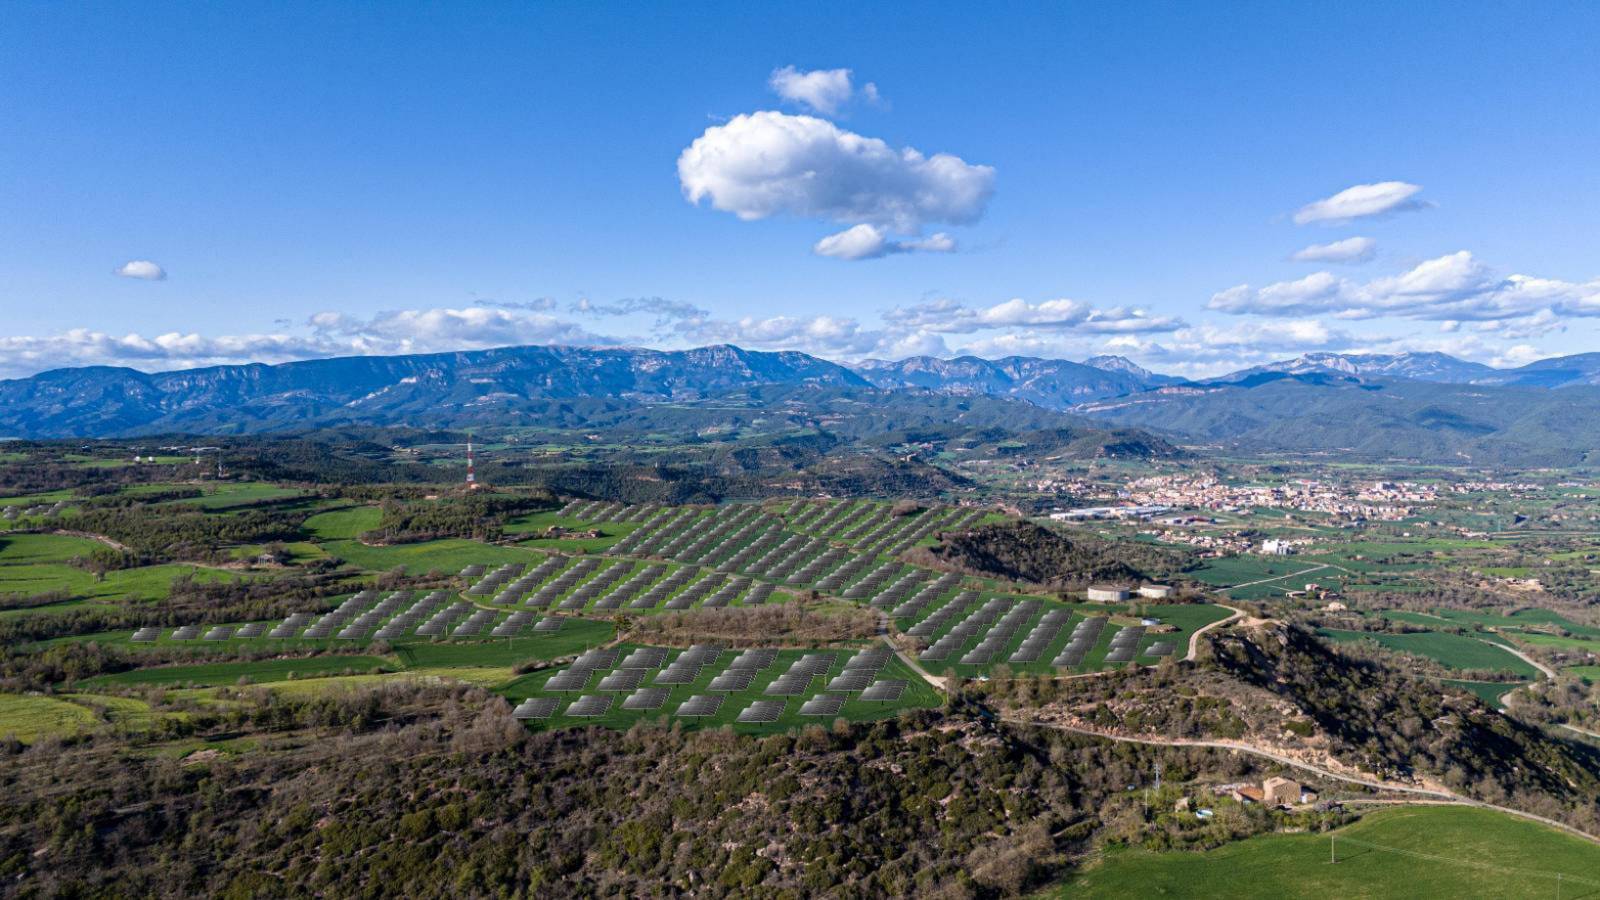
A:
[812,224,957,261]
[768,66,858,115]
[1290,236,1376,264]
[1293,181,1428,225]
[114,260,167,280]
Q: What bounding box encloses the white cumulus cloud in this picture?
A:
[768,66,867,115]
[1293,181,1427,225]
[677,111,995,233]
[812,224,956,260]
[884,297,1184,335]
[1290,236,1376,264]
[1209,251,1600,324]
[114,260,167,280]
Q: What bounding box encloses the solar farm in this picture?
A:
[42,497,1228,733]
[502,643,939,732]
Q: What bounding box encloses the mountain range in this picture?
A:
[5,344,1600,463]
[851,354,1177,406]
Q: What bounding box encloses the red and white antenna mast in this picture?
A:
[466,434,477,489]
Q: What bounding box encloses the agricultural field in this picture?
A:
[1057,805,1600,899]
[1316,627,1542,678]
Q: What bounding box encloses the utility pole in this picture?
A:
[1330,833,1336,864]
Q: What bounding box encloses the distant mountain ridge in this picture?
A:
[1076,373,1600,465]
[0,345,868,438]
[6,342,1600,457]
[1217,351,1600,388]
[851,354,1174,408]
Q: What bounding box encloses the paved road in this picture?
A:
[1002,714,1600,845]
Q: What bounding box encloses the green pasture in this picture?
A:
[1318,628,1541,678]
[81,655,395,688]
[0,533,237,606]
[1055,805,1600,899]
[0,693,102,742]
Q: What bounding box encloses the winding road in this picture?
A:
[1000,714,1600,845]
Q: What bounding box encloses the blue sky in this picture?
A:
[2,1,1597,377]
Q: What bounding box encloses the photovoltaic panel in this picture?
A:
[859,679,907,702]
[619,647,670,669]
[707,670,756,692]
[512,697,560,719]
[843,648,892,670]
[677,644,725,666]
[565,695,614,717]
[675,695,724,717]
[653,665,701,685]
[799,693,847,716]
[544,670,590,692]
[621,687,671,710]
[825,672,873,692]
[1144,641,1176,657]
[763,674,812,696]
[736,700,785,723]
[572,648,621,670]
[728,648,778,670]
[597,669,646,691]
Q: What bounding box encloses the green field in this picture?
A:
[1428,607,1600,639]
[0,693,102,742]
[503,510,638,552]
[317,537,544,574]
[1056,806,1600,898]
[0,533,237,609]
[1441,678,1527,706]
[1318,628,1541,678]
[82,655,395,687]
[301,506,382,540]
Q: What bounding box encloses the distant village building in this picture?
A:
[1137,584,1173,599]
[1087,584,1132,603]
[1261,539,1295,556]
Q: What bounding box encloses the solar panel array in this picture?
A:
[1104,625,1145,663]
[860,679,908,702]
[675,694,724,717]
[514,644,900,727]
[736,700,784,723]
[1052,615,1107,668]
[557,499,662,524]
[1009,609,1073,664]
[512,697,559,719]
[130,626,160,642]
[566,695,614,717]
[786,501,987,556]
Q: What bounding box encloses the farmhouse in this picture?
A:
[1262,776,1302,807]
